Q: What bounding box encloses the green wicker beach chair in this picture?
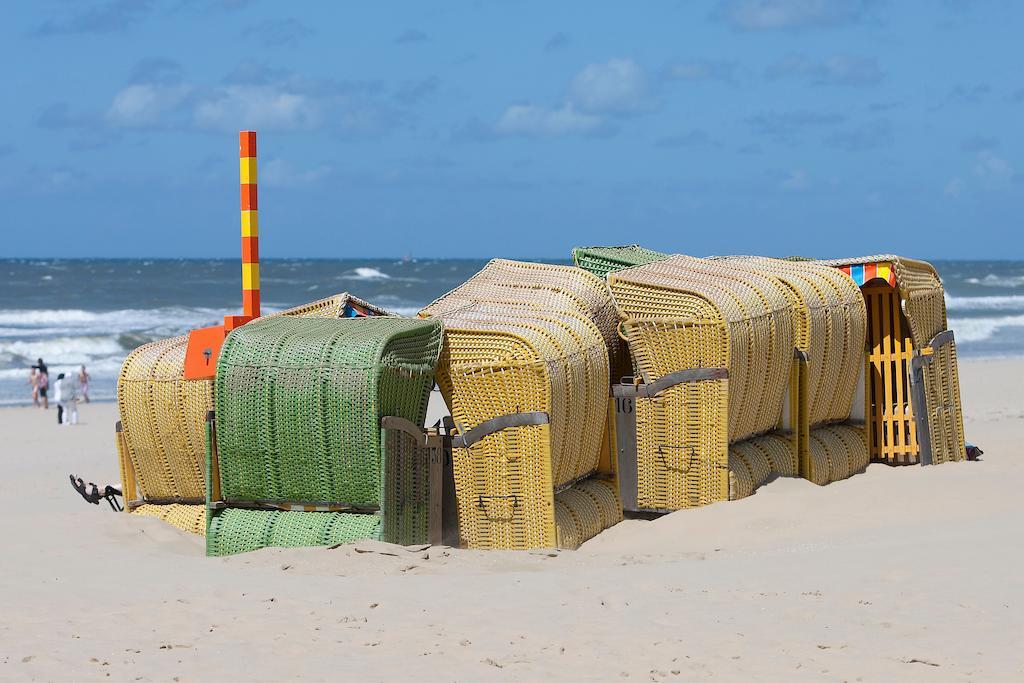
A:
[205,315,444,556]
[571,245,669,279]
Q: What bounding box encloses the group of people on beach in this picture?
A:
[29,358,89,425]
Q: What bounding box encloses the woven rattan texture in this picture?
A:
[609,255,795,442]
[214,316,442,506]
[725,257,866,426]
[420,259,622,367]
[119,335,211,502]
[572,245,669,279]
[207,509,382,556]
[634,373,730,510]
[805,423,870,485]
[728,431,797,500]
[922,342,967,464]
[554,478,622,549]
[132,503,207,534]
[275,292,391,318]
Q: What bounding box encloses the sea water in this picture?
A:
[0,258,1022,405]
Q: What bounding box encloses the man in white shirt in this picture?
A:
[53,373,64,424]
[54,373,78,426]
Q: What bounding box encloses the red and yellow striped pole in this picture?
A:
[239,130,260,319]
[186,130,263,377]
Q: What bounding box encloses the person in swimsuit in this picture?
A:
[78,365,90,403]
[29,368,39,407]
[33,359,49,410]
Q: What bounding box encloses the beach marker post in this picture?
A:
[183,130,262,379]
[225,130,261,329]
[227,130,261,328]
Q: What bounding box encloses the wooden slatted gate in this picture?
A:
[863,282,920,464]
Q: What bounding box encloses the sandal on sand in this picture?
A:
[69,475,123,511]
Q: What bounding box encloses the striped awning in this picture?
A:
[836,261,896,287]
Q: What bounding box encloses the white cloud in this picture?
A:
[193,86,318,131]
[568,58,651,113]
[495,103,605,137]
[973,150,1013,181]
[944,177,964,197]
[105,83,192,127]
[261,159,332,187]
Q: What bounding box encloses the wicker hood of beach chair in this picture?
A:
[420,258,622,365]
[205,315,443,556]
[606,255,795,511]
[817,255,967,467]
[571,245,670,279]
[422,295,621,550]
[720,257,870,487]
[115,293,392,536]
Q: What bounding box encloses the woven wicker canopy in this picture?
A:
[206,315,443,555]
[421,260,622,550]
[572,245,669,279]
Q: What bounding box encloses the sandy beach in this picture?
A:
[0,357,1021,681]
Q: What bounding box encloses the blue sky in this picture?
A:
[0,0,1020,259]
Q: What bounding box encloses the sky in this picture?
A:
[0,0,1020,260]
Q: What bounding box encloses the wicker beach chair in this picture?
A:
[572,245,669,279]
[421,258,623,369]
[721,257,869,485]
[205,315,443,556]
[421,261,622,550]
[818,255,967,466]
[606,255,795,511]
[116,293,389,536]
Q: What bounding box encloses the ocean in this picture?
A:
[1,258,1022,405]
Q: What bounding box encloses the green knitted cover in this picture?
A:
[206,316,443,556]
[572,245,669,279]
[206,509,382,556]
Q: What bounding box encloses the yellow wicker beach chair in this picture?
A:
[606,255,795,511]
[421,261,622,550]
[421,258,627,375]
[116,293,390,535]
[722,257,869,484]
[819,256,967,466]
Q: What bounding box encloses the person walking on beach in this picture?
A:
[29,368,39,406]
[33,359,49,410]
[53,373,65,424]
[61,374,78,426]
[78,365,90,403]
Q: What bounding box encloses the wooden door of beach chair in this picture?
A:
[205,315,443,556]
[862,282,919,464]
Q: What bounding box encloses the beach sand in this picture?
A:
[0,359,1021,681]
